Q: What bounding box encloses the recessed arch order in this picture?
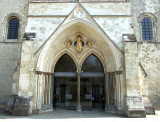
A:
[36,19,123,73]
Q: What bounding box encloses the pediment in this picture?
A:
[61,3,98,26]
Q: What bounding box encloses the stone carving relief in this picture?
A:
[75,36,84,53]
[127,96,144,109]
[87,40,92,47]
[66,40,72,47]
[65,36,93,54]
[74,8,86,19]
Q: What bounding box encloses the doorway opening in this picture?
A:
[53,54,77,109]
[81,54,105,109]
[53,54,105,110]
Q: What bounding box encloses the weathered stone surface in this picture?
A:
[5,95,18,113]
[126,96,146,118]
[12,96,32,116]
[0,0,28,104]
[0,0,160,117]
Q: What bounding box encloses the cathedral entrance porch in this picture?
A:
[52,54,105,111]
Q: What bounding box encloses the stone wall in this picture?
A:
[138,43,160,110]
[131,0,160,42]
[131,0,160,110]
[0,0,28,104]
[27,2,132,52]
[1,0,160,117]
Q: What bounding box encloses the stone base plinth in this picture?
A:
[126,96,146,118]
[5,95,18,113]
[116,106,125,115]
[11,96,32,116]
[127,109,146,118]
[105,105,116,113]
[12,110,31,116]
[142,96,155,115]
[32,109,42,114]
[145,106,155,115]
[76,104,82,112]
[41,104,53,113]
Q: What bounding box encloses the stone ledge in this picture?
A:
[128,109,146,118]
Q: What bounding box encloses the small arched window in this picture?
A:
[141,17,153,41]
[7,18,19,39]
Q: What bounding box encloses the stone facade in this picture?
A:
[0,0,28,103]
[0,0,160,118]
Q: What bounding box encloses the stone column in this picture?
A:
[115,71,122,113]
[48,74,51,105]
[76,64,82,112]
[89,79,92,107]
[123,34,146,118]
[45,74,48,105]
[48,74,53,109]
[105,73,109,112]
[36,73,40,109]
[32,72,42,114]
[38,73,43,111]
[108,73,112,106]
[42,73,45,107]
[52,75,55,108]
[105,72,117,112]
[49,74,53,109]
[37,73,42,110]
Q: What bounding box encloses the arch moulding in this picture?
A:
[36,19,124,74]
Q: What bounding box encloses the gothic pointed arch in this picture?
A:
[81,54,104,72]
[54,53,77,72]
[47,49,79,73]
[36,4,123,73]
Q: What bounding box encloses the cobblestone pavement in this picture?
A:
[0,109,160,122]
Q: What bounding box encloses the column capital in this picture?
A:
[77,63,82,74]
[115,71,122,74]
[36,71,53,75]
[36,71,43,74]
[105,72,115,75]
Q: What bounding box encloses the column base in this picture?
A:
[76,104,82,112]
[105,105,116,113]
[116,105,125,115]
[42,104,53,111]
[105,105,109,112]
[32,109,42,114]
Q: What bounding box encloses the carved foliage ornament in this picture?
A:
[74,8,85,18]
